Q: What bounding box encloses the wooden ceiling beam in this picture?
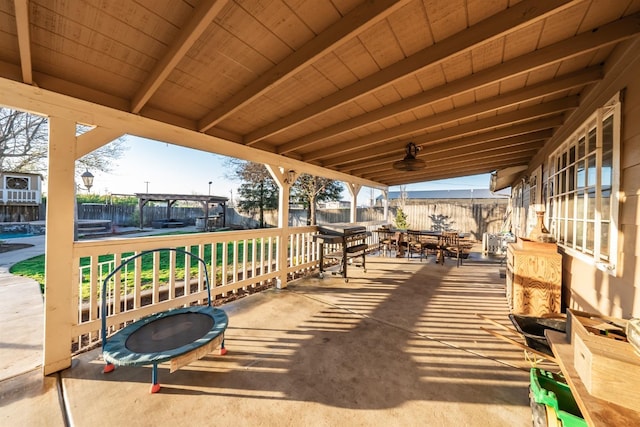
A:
[339,116,564,172]
[131,0,230,113]
[425,146,542,170]
[243,0,584,145]
[364,150,537,181]
[0,77,386,190]
[278,61,601,155]
[348,131,550,175]
[418,125,556,156]
[197,0,410,132]
[421,136,545,162]
[13,0,32,85]
[75,127,124,159]
[380,164,512,185]
[379,157,532,186]
[302,68,597,162]
[536,36,640,167]
[270,11,640,151]
[320,97,577,167]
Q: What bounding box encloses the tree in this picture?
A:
[0,108,125,177]
[291,174,343,225]
[394,208,409,230]
[226,159,343,227]
[228,159,279,228]
[398,185,408,209]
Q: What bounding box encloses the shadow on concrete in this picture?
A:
[58,256,534,426]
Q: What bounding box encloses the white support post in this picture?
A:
[43,116,77,375]
[266,165,297,289]
[382,190,389,223]
[346,183,361,223]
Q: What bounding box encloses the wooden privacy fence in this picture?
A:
[40,198,508,238]
[239,201,508,239]
[381,201,508,240]
[316,202,508,240]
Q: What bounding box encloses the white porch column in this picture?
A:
[382,190,389,223]
[266,165,297,289]
[346,183,361,223]
[44,116,77,374]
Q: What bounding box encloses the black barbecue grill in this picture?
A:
[313,224,370,282]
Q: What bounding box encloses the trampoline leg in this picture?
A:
[220,340,228,356]
[103,363,115,374]
[150,364,161,394]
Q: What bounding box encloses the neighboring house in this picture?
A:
[319,200,351,209]
[376,189,511,206]
[0,172,42,222]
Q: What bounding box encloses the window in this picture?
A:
[5,176,29,190]
[544,93,621,274]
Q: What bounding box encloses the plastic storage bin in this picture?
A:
[529,368,586,427]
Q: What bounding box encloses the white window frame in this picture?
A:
[544,93,621,276]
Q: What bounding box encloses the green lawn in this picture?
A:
[10,239,272,300]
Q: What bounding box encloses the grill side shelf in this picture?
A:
[313,232,368,282]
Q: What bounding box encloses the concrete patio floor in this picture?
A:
[2,250,549,426]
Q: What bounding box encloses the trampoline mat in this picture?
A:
[125,312,214,353]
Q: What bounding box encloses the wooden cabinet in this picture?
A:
[506,238,561,315]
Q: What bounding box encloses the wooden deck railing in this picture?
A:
[71,226,316,351]
[70,222,385,352]
[0,188,41,204]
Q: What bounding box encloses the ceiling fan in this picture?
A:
[392,142,426,171]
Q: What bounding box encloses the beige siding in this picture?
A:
[562,55,640,318]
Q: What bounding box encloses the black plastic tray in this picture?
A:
[509,314,566,356]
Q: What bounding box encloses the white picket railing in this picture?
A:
[70,222,387,352]
[0,189,41,204]
[71,226,323,351]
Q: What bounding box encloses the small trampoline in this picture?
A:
[101,248,228,393]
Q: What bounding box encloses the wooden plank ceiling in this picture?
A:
[1,0,640,187]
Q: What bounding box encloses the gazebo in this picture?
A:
[135,193,228,230]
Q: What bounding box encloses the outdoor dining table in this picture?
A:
[376,229,471,265]
[375,229,446,262]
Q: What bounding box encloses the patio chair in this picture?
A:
[394,230,407,257]
[406,230,438,261]
[376,227,397,256]
[459,236,476,260]
[441,231,462,267]
[422,234,440,260]
[406,230,424,260]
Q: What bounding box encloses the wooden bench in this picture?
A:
[151,220,184,228]
[78,226,108,232]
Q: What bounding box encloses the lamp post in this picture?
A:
[75,169,94,241]
[81,169,94,192]
[208,181,212,195]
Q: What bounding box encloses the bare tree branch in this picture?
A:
[0,108,126,177]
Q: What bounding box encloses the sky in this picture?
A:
[86,135,492,206]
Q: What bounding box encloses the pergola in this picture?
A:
[135,193,228,229]
[1,0,639,376]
